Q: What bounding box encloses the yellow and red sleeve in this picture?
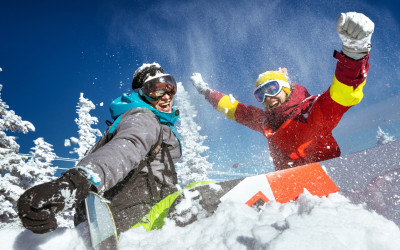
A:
[205,89,266,134]
[307,51,370,132]
[330,51,370,107]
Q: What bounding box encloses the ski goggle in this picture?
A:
[142,74,177,100]
[253,80,286,103]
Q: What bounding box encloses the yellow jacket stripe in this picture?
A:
[217,95,239,121]
[330,75,366,107]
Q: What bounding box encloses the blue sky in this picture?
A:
[1,0,400,179]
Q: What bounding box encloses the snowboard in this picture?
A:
[85,192,119,250]
[167,139,400,227]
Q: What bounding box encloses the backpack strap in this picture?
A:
[142,117,163,202]
[146,117,163,163]
[160,143,178,185]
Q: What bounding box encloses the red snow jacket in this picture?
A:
[205,51,370,170]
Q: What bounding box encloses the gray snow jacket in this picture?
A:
[77,105,181,195]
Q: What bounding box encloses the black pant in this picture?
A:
[75,171,176,235]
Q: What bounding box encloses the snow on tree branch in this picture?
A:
[0,86,34,135]
[65,93,102,161]
[174,82,213,186]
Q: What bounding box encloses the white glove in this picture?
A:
[189,73,209,95]
[336,12,374,60]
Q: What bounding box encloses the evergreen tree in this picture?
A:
[66,93,102,161]
[25,137,58,185]
[0,84,35,224]
[174,82,212,186]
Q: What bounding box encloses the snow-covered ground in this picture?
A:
[1,189,400,250]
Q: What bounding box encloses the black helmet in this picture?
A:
[131,63,165,90]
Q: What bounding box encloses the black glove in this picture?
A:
[17,168,91,234]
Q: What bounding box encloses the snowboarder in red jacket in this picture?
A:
[190,12,374,171]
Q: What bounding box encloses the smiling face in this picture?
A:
[262,89,288,111]
[148,92,174,113]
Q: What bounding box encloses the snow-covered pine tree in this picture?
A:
[174,82,213,186]
[376,126,395,146]
[66,93,102,161]
[0,84,35,225]
[25,137,58,185]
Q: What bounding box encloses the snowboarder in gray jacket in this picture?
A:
[17,63,182,234]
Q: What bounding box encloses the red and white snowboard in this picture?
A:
[168,139,400,227]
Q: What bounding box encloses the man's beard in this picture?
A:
[264,99,300,131]
[264,98,282,112]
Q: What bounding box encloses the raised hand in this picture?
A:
[190,73,210,95]
[336,12,374,60]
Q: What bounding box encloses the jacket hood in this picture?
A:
[265,83,312,130]
[110,92,179,126]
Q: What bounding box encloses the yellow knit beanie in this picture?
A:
[255,68,291,94]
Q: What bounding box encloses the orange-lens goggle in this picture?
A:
[142,75,177,100]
